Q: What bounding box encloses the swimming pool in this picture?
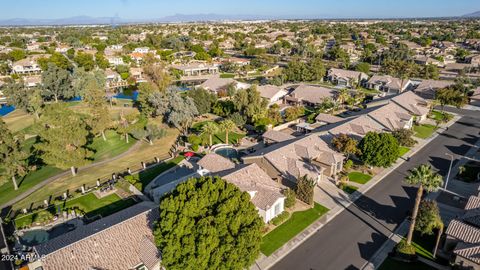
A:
[214,147,239,159]
[18,223,76,246]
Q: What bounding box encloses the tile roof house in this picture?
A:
[197,76,250,94]
[11,58,41,74]
[29,202,162,270]
[222,163,286,223]
[391,91,430,123]
[414,79,455,100]
[444,195,480,269]
[284,84,337,107]
[366,75,412,95]
[367,102,414,131]
[328,115,385,141]
[257,85,288,105]
[197,153,236,176]
[243,134,344,184]
[262,130,295,145]
[326,68,369,88]
[171,62,219,77]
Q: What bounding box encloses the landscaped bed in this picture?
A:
[398,146,410,157]
[458,161,480,182]
[341,185,358,194]
[348,172,372,184]
[413,124,437,139]
[14,192,136,229]
[260,203,329,256]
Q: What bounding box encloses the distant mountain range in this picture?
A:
[1,11,480,26]
[463,11,480,18]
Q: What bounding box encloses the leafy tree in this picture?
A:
[415,199,444,258]
[201,122,219,147]
[392,128,416,147]
[116,112,143,144]
[154,176,263,270]
[187,87,217,115]
[283,188,296,208]
[219,119,236,144]
[355,62,371,74]
[84,79,110,141]
[41,63,73,102]
[332,134,359,159]
[35,103,92,175]
[0,119,30,190]
[233,86,268,124]
[435,88,468,109]
[404,165,443,247]
[132,123,167,145]
[266,104,282,126]
[143,64,171,92]
[138,82,161,117]
[166,89,198,134]
[229,112,246,127]
[74,52,95,71]
[8,49,26,61]
[296,175,316,205]
[2,81,44,118]
[95,52,110,69]
[284,106,305,122]
[358,132,400,167]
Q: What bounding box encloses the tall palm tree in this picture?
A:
[404,164,443,246]
[219,119,237,144]
[337,88,350,108]
[201,122,219,147]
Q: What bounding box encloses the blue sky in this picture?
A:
[1,0,479,19]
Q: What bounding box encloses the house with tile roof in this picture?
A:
[243,133,344,184]
[391,90,430,123]
[284,84,337,107]
[262,130,295,145]
[444,195,480,269]
[257,85,288,105]
[326,68,369,88]
[11,58,41,74]
[197,153,236,176]
[197,75,250,94]
[414,79,455,100]
[366,75,412,95]
[327,115,385,141]
[28,202,163,270]
[366,102,414,131]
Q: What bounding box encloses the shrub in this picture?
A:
[283,188,296,208]
[396,239,416,255]
[344,159,354,170]
[392,128,416,147]
[271,211,290,226]
[296,175,316,205]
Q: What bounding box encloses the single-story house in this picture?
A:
[171,63,219,77]
[328,115,385,141]
[197,153,236,176]
[28,202,163,270]
[366,75,412,95]
[257,85,288,105]
[262,130,295,145]
[391,91,430,123]
[198,76,250,94]
[284,84,337,107]
[326,68,369,88]
[367,102,414,131]
[414,79,455,100]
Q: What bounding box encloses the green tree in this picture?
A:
[166,91,198,134]
[435,88,468,109]
[41,63,73,102]
[283,188,296,208]
[201,122,219,147]
[35,103,92,175]
[332,134,359,159]
[296,175,316,205]
[2,81,44,118]
[359,132,400,167]
[154,176,263,270]
[392,128,416,147]
[404,165,443,247]
[116,112,142,144]
[415,199,444,258]
[143,64,171,92]
[355,62,371,74]
[233,87,268,123]
[187,87,217,115]
[74,52,95,71]
[284,106,305,122]
[0,119,30,190]
[8,49,26,61]
[219,119,236,144]
[84,79,110,141]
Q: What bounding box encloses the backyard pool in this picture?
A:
[18,222,76,246]
[214,147,240,160]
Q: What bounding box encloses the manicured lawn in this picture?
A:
[413,124,437,139]
[342,185,358,194]
[125,156,185,191]
[429,110,452,122]
[219,73,235,78]
[0,166,63,207]
[398,146,410,157]
[14,193,136,229]
[89,130,137,161]
[191,121,246,145]
[260,203,329,256]
[348,172,372,184]
[378,257,436,270]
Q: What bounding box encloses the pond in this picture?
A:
[18,222,76,246]
[0,104,15,116]
[214,147,239,160]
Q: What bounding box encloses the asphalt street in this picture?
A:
[272,111,480,270]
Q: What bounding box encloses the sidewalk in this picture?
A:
[252,115,461,270]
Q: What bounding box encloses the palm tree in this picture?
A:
[219,120,237,144]
[201,122,219,147]
[404,164,443,246]
[337,88,350,108]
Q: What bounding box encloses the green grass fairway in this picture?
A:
[260,203,329,256]
[89,130,137,161]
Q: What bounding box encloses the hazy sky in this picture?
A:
[1,0,479,19]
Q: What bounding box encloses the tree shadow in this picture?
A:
[357,232,389,262]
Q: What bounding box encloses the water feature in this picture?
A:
[214,146,239,160]
[18,222,76,246]
[0,104,15,116]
